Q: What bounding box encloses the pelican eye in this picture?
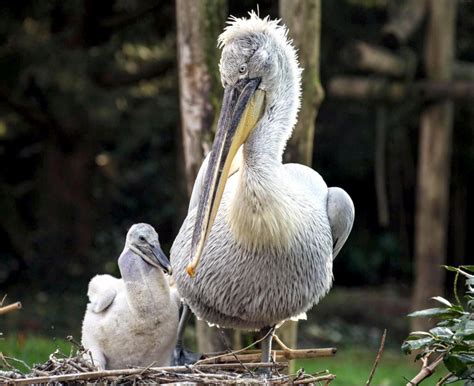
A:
[139,236,146,242]
[239,63,248,74]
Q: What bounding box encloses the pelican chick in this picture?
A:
[81,223,180,369]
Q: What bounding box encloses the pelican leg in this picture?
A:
[171,303,201,366]
[257,325,275,377]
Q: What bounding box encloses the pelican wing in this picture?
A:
[188,154,211,213]
[327,187,354,259]
[87,274,121,313]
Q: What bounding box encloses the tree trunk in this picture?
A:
[176,0,225,196]
[411,0,456,332]
[279,0,324,370]
[176,0,228,353]
[375,106,389,227]
[281,0,324,166]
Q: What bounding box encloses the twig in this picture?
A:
[65,335,83,350]
[294,374,336,384]
[366,329,387,385]
[453,269,461,306]
[0,302,22,315]
[436,372,453,385]
[195,328,274,365]
[274,334,337,359]
[0,355,31,371]
[406,355,444,386]
[7,362,288,385]
[219,328,254,376]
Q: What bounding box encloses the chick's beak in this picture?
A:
[136,243,172,274]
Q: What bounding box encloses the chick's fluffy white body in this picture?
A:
[82,259,180,369]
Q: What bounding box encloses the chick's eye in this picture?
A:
[239,63,247,74]
[139,236,145,242]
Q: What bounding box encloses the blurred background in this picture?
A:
[0,0,472,383]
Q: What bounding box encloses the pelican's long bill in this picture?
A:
[186,77,265,277]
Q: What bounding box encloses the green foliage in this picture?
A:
[402,266,474,383]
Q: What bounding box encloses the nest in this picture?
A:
[0,338,337,385]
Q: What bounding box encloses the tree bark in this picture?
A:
[281,0,324,166]
[176,0,228,353]
[375,106,389,227]
[176,0,225,196]
[279,0,323,371]
[411,0,456,331]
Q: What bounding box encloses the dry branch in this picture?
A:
[366,329,387,386]
[406,355,444,386]
[342,41,410,77]
[0,302,22,315]
[6,363,287,385]
[1,345,337,385]
[328,76,474,102]
[199,347,336,364]
[382,0,427,49]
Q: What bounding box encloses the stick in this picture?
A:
[406,355,444,386]
[199,347,336,364]
[195,327,274,365]
[274,334,337,359]
[328,77,474,102]
[0,302,22,315]
[341,41,409,77]
[366,329,387,385]
[7,362,288,385]
[295,374,336,384]
[382,0,426,49]
[436,372,452,386]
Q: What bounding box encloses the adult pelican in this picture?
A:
[171,12,354,363]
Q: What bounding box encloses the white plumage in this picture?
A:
[81,224,180,369]
[170,13,354,364]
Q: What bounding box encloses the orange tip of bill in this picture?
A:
[186,264,196,278]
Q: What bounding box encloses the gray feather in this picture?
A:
[327,187,355,259]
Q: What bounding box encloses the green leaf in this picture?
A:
[408,331,434,337]
[444,354,469,376]
[461,265,474,273]
[401,337,434,354]
[451,305,464,313]
[468,300,474,310]
[430,326,454,341]
[444,265,459,272]
[454,329,474,340]
[443,374,461,384]
[451,343,473,352]
[438,319,459,328]
[432,296,452,307]
[408,307,463,319]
